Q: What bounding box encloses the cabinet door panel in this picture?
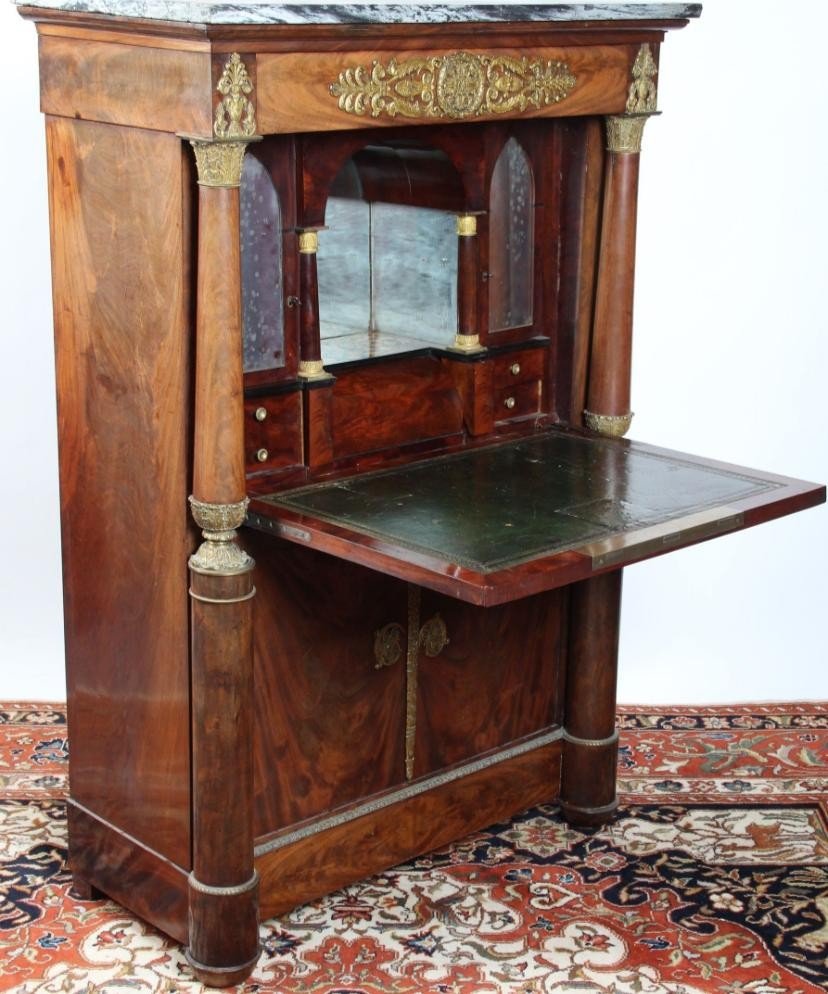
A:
[415,588,565,776]
[247,535,407,837]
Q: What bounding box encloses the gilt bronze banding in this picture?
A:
[605,114,651,154]
[563,729,620,748]
[188,870,259,897]
[449,333,484,354]
[456,214,478,237]
[188,496,254,574]
[256,726,564,856]
[188,139,257,189]
[189,555,254,577]
[584,410,634,437]
[184,948,263,981]
[298,358,328,379]
[564,798,619,817]
[404,585,421,781]
[190,496,249,532]
[189,587,257,605]
[298,230,319,254]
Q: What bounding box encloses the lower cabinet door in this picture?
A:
[413,586,566,777]
[246,534,408,837]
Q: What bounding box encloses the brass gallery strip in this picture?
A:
[404,584,421,781]
[254,727,563,857]
[188,870,259,897]
[563,729,619,748]
[582,507,745,570]
[185,947,262,979]
[565,798,619,817]
[188,587,257,605]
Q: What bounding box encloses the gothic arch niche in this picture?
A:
[240,153,284,372]
[488,137,534,332]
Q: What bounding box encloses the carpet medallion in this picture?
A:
[0,703,826,993]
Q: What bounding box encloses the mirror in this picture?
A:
[241,154,285,372]
[488,138,534,332]
[317,146,461,363]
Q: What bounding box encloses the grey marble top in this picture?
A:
[12,1,702,27]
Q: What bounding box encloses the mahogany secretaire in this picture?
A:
[15,0,825,986]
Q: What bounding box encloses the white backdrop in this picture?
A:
[0,0,825,703]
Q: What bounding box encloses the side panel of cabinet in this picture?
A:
[414,587,566,776]
[246,533,408,838]
[47,118,194,868]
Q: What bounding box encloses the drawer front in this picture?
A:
[245,390,303,472]
[492,348,547,422]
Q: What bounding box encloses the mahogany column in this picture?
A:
[186,135,260,986]
[450,213,484,353]
[585,44,658,438]
[560,570,623,825]
[297,228,329,379]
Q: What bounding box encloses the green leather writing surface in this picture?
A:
[262,431,781,573]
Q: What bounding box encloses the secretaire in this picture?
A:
[15,1,824,986]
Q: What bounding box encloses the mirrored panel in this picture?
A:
[317,197,371,346]
[489,138,534,332]
[241,154,285,372]
[318,149,459,364]
[371,203,457,344]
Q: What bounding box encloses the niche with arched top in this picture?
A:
[240,152,284,372]
[488,138,535,333]
[317,144,466,363]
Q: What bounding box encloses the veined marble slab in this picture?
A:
[11,1,702,27]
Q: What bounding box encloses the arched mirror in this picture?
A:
[240,153,284,372]
[488,138,534,332]
[317,145,463,363]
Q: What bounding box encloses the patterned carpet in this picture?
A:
[1,702,827,993]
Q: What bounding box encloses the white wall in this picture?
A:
[1,0,65,699]
[0,0,824,704]
[622,0,827,701]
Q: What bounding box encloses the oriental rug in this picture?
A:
[1,702,826,994]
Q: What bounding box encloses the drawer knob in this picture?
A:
[504,396,516,410]
[255,406,267,422]
[256,448,269,462]
[510,362,521,376]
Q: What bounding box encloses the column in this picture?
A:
[585,43,659,438]
[186,133,260,986]
[450,212,484,353]
[560,570,623,825]
[297,228,329,379]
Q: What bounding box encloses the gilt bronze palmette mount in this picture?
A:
[626,43,658,114]
[214,52,257,139]
[330,51,576,121]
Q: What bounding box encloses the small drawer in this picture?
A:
[492,348,546,422]
[495,379,543,422]
[492,348,546,392]
[245,390,303,471]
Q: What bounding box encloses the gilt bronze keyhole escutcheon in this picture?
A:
[419,614,449,658]
[373,622,404,668]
